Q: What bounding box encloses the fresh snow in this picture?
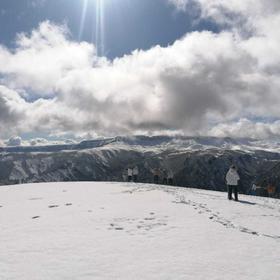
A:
[0,182,279,280]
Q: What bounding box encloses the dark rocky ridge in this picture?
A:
[0,136,280,196]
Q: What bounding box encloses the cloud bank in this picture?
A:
[1,0,280,140]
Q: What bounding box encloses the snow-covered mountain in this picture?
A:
[0,182,279,280]
[1,135,280,153]
[0,136,280,195]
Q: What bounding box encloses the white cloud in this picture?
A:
[0,21,95,96]
[210,119,280,139]
[29,0,46,8]
[0,1,280,140]
[29,138,76,146]
[169,0,280,16]
[29,138,50,146]
[0,86,28,137]
[6,136,22,146]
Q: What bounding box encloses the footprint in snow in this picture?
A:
[32,216,40,219]
[144,217,155,221]
[115,227,124,231]
[110,224,124,231]
[240,227,258,235]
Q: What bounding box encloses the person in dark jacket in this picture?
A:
[167,170,174,185]
[162,169,168,185]
[153,168,160,184]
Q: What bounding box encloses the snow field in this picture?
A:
[0,182,279,280]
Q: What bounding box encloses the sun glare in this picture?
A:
[79,0,106,56]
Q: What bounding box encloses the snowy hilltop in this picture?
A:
[0,182,279,280]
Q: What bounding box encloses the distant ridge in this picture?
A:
[0,135,269,154]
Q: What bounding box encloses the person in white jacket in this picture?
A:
[127,168,133,182]
[132,166,139,182]
[225,165,240,201]
[167,170,174,185]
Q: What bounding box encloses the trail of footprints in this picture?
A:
[29,198,168,235]
[173,194,280,241]
[14,186,279,241]
[108,212,169,235]
[30,203,73,220]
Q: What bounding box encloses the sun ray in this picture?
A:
[80,0,108,56]
[79,0,89,41]
[95,0,106,56]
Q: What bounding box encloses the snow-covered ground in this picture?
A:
[0,182,279,280]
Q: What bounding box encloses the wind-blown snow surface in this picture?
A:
[0,182,279,280]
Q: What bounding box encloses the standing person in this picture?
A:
[251,184,257,196]
[122,170,127,182]
[225,165,240,201]
[162,169,168,185]
[127,167,133,182]
[267,184,276,198]
[133,166,139,182]
[153,168,160,184]
[167,170,174,185]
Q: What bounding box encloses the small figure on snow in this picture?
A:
[251,183,257,196]
[162,169,168,185]
[226,165,240,201]
[167,170,174,186]
[127,167,133,182]
[133,166,139,182]
[153,168,161,184]
[122,170,127,182]
[267,184,276,198]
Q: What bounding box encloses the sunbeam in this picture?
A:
[95,0,105,56]
[79,0,89,41]
[79,0,106,56]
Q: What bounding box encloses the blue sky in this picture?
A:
[0,0,218,59]
[0,0,280,145]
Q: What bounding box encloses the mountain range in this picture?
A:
[0,136,279,196]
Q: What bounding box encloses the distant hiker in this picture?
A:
[122,171,127,182]
[153,168,161,184]
[267,184,276,198]
[226,165,240,201]
[133,166,139,182]
[127,168,133,182]
[162,169,168,185]
[167,170,174,185]
[251,184,257,196]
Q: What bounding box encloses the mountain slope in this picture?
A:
[1,144,280,195]
[0,182,279,280]
[1,136,280,196]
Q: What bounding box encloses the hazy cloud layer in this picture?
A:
[210,119,280,139]
[1,0,280,140]
[6,136,22,146]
